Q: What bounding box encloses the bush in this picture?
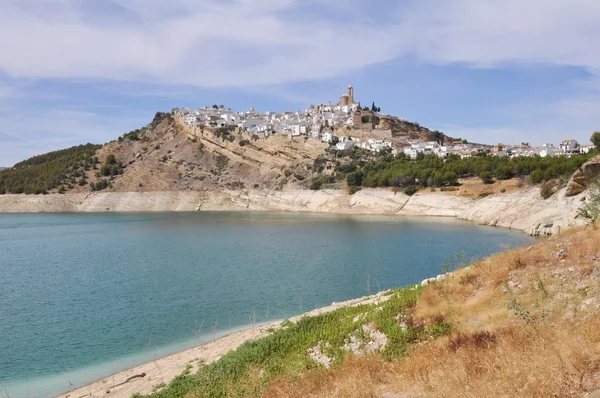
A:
[214,155,229,174]
[480,171,494,184]
[100,165,112,177]
[529,169,544,184]
[309,179,323,190]
[405,185,419,196]
[579,178,600,222]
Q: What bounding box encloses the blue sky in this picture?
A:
[1,0,599,166]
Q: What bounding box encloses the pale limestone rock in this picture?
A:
[0,185,591,236]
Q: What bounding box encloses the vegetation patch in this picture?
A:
[142,286,450,398]
[213,154,230,175]
[0,144,101,194]
[341,152,593,192]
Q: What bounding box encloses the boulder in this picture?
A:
[565,156,600,197]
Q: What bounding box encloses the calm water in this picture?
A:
[0,212,533,397]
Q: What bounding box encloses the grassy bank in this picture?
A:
[142,222,600,397]
[140,287,450,397]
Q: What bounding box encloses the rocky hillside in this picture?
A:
[76,112,454,194]
[378,115,450,143]
[88,113,329,193]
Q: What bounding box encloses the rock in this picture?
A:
[307,343,332,368]
[565,155,600,197]
[563,309,575,320]
[0,184,590,236]
[554,249,567,259]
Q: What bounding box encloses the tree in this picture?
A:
[480,171,494,184]
[495,164,512,180]
[591,132,600,150]
[529,169,544,184]
[371,102,377,112]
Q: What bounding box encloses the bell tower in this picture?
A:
[348,85,354,104]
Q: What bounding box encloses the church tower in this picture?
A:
[348,85,354,104]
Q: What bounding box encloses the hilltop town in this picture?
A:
[0,84,596,198]
[174,85,594,160]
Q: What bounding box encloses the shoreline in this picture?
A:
[0,187,588,236]
[56,291,395,398]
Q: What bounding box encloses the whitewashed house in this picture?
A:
[581,144,595,154]
[560,139,579,154]
[336,140,354,150]
[539,148,557,157]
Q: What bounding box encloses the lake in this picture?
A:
[0,212,533,397]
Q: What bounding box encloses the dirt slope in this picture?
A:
[90,116,328,193]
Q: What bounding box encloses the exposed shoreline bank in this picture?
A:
[56,292,395,398]
[0,187,587,235]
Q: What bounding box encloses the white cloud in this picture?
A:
[397,0,600,70]
[0,0,599,164]
[0,0,400,86]
[1,0,599,86]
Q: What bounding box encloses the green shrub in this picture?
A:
[579,178,600,222]
[529,169,544,184]
[405,185,419,196]
[214,155,229,174]
[480,171,494,184]
[310,178,323,190]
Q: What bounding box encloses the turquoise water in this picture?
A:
[0,212,533,397]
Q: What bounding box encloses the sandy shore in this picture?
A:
[57,291,393,398]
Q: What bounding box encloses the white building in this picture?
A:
[336,141,354,150]
[539,148,557,158]
[560,139,579,153]
[580,144,595,154]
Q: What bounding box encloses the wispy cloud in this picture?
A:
[1,0,599,86]
[0,0,598,165]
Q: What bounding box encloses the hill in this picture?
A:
[0,111,459,196]
[0,144,101,194]
[0,110,595,199]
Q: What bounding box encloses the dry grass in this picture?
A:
[264,225,600,397]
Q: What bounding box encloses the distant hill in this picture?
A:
[0,111,456,195]
[0,144,101,194]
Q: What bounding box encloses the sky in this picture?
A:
[0,0,599,166]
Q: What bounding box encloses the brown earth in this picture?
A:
[86,117,329,193]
